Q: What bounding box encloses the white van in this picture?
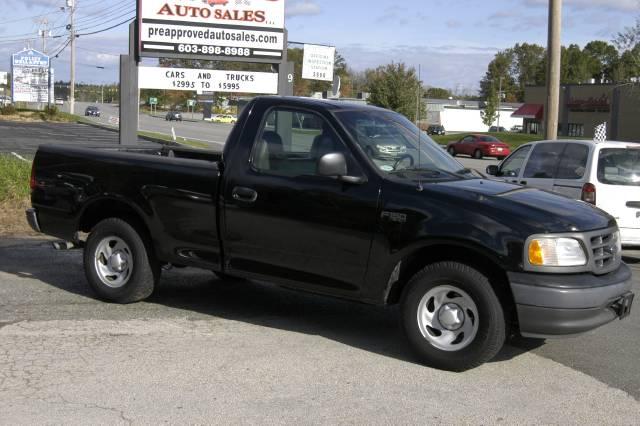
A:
[486,140,640,247]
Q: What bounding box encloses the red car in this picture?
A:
[447,134,511,160]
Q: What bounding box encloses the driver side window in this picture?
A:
[499,145,531,177]
[251,108,359,177]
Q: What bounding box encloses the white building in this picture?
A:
[426,99,524,133]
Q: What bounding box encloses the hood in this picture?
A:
[426,178,615,233]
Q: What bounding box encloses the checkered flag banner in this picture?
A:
[594,122,607,142]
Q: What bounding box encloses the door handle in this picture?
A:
[232,186,258,203]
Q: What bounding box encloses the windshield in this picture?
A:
[598,148,640,186]
[335,109,475,179]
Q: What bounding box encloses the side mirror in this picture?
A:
[486,165,499,176]
[318,153,366,185]
[318,153,348,177]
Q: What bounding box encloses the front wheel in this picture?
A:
[401,262,506,371]
[447,147,456,157]
[84,218,160,304]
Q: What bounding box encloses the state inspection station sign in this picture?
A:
[302,44,336,82]
[138,67,278,94]
[138,0,285,61]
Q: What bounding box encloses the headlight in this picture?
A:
[528,237,587,267]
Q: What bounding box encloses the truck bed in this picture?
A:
[31,143,224,270]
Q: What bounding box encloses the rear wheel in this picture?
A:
[447,147,456,157]
[473,149,483,159]
[401,262,506,371]
[497,156,505,161]
[84,218,160,303]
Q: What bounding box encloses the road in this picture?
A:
[0,237,638,423]
[67,102,230,148]
[0,121,159,156]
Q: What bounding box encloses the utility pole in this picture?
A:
[38,18,49,53]
[545,0,562,140]
[68,0,76,115]
[497,76,503,130]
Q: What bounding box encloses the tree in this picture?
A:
[563,44,591,83]
[366,63,422,121]
[510,43,546,100]
[613,16,640,81]
[479,51,518,102]
[424,87,452,99]
[583,41,619,81]
[480,91,499,128]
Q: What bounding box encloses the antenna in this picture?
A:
[416,64,423,192]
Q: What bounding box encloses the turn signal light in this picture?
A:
[581,183,596,205]
[528,240,544,265]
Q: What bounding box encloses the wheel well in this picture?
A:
[386,244,517,327]
[79,199,152,245]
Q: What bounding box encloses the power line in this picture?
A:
[0,8,63,26]
[76,17,134,37]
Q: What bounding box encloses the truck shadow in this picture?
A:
[0,238,542,368]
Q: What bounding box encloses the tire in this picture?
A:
[400,261,506,371]
[447,147,456,157]
[84,218,160,304]
[473,149,483,159]
[497,156,505,161]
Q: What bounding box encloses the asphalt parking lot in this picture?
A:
[0,237,638,423]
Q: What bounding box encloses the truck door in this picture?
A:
[222,106,380,297]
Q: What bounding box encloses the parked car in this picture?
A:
[486,139,640,247]
[212,114,237,124]
[447,134,511,160]
[165,111,182,121]
[510,125,523,133]
[353,123,409,160]
[489,126,507,133]
[426,125,446,135]
[27,97,633,371]
[84,106,100,117]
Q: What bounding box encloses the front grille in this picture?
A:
[588,230,620,273]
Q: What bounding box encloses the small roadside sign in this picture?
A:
[187,99,196,107]
[149,97,158,105]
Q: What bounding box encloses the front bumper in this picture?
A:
[508,264,634,338]
[25,208,41,233]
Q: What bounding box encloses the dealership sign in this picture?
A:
[302,44,335,82]
[11,49,50,103]
[138,66,278,93]
[137,0,285,61]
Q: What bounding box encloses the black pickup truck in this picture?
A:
[27,96,634,371]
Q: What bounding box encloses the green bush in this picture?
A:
[42,105,58,119]
[0,104,16,115]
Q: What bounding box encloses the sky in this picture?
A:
[1,0,638,93]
